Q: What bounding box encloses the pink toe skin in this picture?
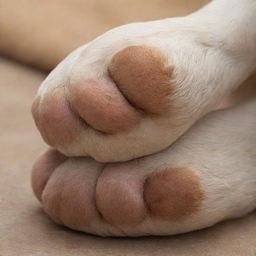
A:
[31,149,67,201]
[96,160,147,226]
[32,90,82,148]
[68,78,141,133]
[41,159,102,229]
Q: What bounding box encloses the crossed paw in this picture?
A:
[31,3,256,237]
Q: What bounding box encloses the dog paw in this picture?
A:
[31,149,205,236]
[32,19,247,162]
[32,98,256,236]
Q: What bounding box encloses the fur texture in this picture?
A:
[31,0,256,236]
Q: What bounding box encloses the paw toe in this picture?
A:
[31,149,67,201]
[41,159,102,229]
[144,168,204,220]
[68,78,140,133]
[109,45,174,114]
[32,91,81,148]
[96,163,147,226]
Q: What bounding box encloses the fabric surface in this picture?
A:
[1,58,256,255]
[1,0,256,254]
[0,0,209,71]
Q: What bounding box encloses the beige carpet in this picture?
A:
[1,0,256,254]
[1,57,256,255]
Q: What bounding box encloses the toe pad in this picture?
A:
[144,168,204,220]
[109,45,174,114]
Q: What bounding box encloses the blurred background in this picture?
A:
[0,0,209,71]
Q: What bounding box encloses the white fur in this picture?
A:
[36,0,256,162]
[34,0,256,236]
[43,98,256,236]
